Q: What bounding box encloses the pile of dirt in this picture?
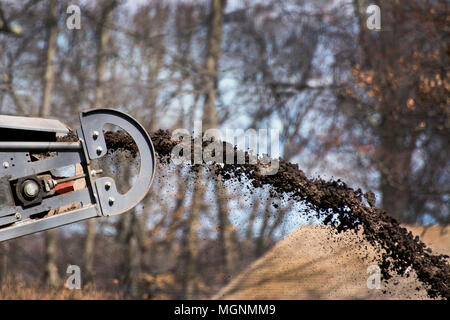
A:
[62,129,450,299]
[213,225,450,299]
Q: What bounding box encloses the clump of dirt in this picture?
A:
[56,130,78,142]
[149,129,180,161]
[57,130,139,156]
[61,129,450,299]
[104,130,138,156]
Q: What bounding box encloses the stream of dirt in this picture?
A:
[96,129,450,299]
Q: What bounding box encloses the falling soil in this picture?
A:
[63,130,450,299]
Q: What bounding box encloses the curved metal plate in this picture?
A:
[78,109,156,216]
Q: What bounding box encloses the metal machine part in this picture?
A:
[0,114,70,134]
[0,109,156,242]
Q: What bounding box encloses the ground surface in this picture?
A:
[213,225,449,300]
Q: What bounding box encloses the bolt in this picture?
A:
[108,197,115,206]
[90,169,103,177]
[105,182,111,190]
[23,180,39,198]
[3,161,9,168]
[15,213,21,220]
[96,146,103,155]
[92,131,99,140]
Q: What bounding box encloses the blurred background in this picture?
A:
[0,0,448,299]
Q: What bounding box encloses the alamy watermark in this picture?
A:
[66,264,82,290]
[64,4,380,32]
[171,121,280,175]
[366,265,381,289]
[66,4,81,30]
[366,4,381,31]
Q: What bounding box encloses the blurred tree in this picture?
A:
[83,0,120,287]
[40,0,59,289]
[332,0,449,223]
[202,0,238,279]
[0,242,6,285]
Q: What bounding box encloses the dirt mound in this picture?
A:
[213,225,449,300]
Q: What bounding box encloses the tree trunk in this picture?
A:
[377,126,413,222]
[7,240,20,282]
[161,167,186,272]
[353,0,413,223]
[202,0,225,127]
[379,169,410,222]
[124,210,140,298]
[40,0,59,288]
[214,176,237,276]
[111,149,140,297]
[256,198,272,257]
[82,220,96,285]
[93,0,117,107]
[183,167,203,299]
[0,243,7,285]
[266,201,291,245]
[83,0,118,285]
[44,229,59,287]
[245,197,259,253]
[39,1,57,117]
[202,0,237,278]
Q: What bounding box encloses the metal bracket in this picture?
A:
[0,109,156,241]
[77,109,156,216]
